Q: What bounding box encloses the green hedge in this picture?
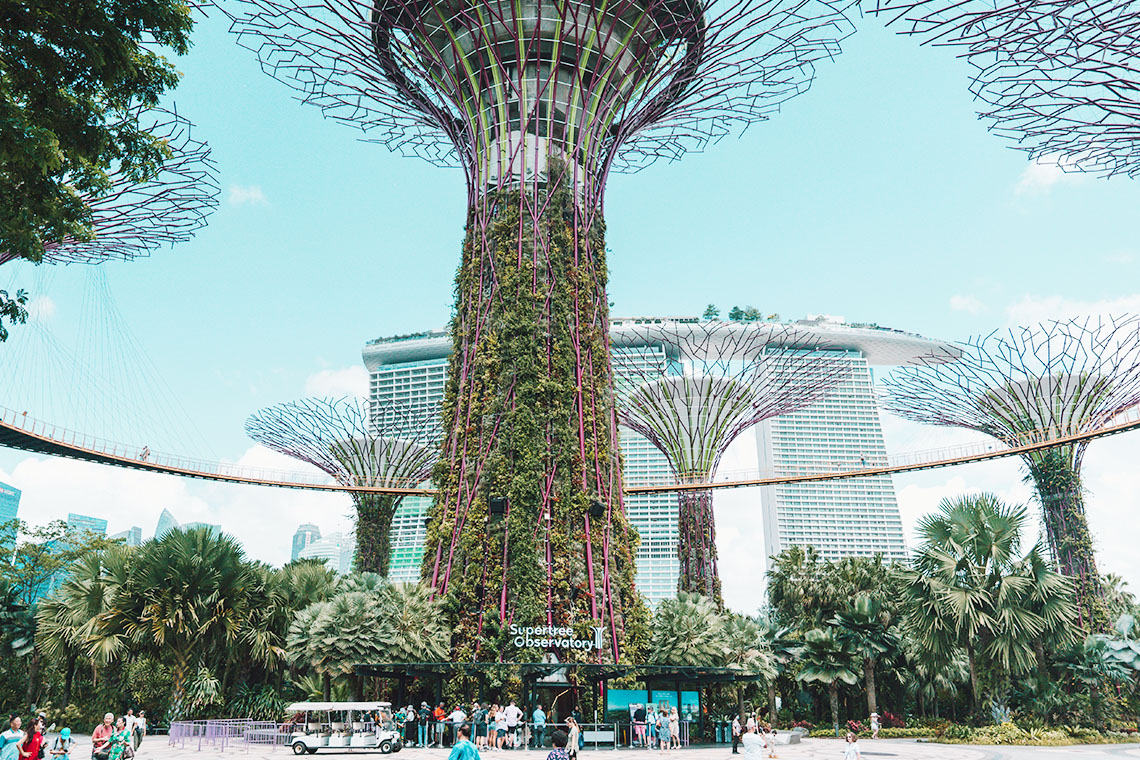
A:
[933,724,1140,746]
[807,728,935,739]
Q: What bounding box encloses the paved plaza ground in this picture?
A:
[111,737,1140,760]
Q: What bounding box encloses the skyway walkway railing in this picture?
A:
[4,402,1140,495]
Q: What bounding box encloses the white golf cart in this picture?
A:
[286,702,404,755]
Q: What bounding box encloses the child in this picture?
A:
[51,729,73,760]
[843,732,861,760]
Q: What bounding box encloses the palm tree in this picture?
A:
[832,593,900,717]
[722,614,776,719]
[796,627,859,736]
[898,493,1077,716]
[1060,634,1131,729]
[382,583,449,662]
[756,616,799,725]
[900,634,968,717]
[649,592,727,666]
[106,527,255,718]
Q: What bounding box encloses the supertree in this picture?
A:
[0,108,219,266]
[867,0,1140,178]
[611,320,849,606]
[245,396,440,575]
[883,316,1140,630]
[230,0,857,663]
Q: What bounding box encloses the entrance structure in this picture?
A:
[884,316,1140,630]
[0,109,217,266]
[611,321,849,605]
[246,396,439,575]
[230,0,858,662]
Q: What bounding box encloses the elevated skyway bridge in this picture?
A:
[5,402,1140,496]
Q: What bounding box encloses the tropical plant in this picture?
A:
[756,616,799,725]
[722,614,776,718]
[898,493,1077,715]
[649,592,727,667]
[105,527,255,717]
[1060,635,1131,728]
[832,593,901,716]
[796,627,859,736]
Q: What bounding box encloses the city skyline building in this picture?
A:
[155,508,179,538]
[67,512,108,537]
[365,316,953,605]
[297,531,355,574]
[292,523,322,561]
[109,526,143,547]
[0,480,20,560]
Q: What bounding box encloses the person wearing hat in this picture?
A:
[868,713,879,740]
[51,729,74,760]
[417,703,431,748]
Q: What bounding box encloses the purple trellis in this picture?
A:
[883,315,1140,628]
[612,320,850,604]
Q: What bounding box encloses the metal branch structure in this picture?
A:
[0,108,219,266]
[883,315,1140,630]
[612,321,849,605]
[868,0,1140,178]
[230,0,856,664]
[245,396,440,575]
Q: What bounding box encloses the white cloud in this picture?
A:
[304,366,370,399]
[949,294,985,314]
[27,296,56,322]
[1014,154,1083,195]
[0,446,353,567]
[1005,293,1140,325]
[228,184,269,207]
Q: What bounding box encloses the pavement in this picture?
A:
[72,736,1140,760]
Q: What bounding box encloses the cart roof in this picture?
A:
[287,702,392,712]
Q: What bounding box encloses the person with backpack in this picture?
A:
[50,728,73,760]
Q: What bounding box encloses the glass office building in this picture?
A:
[0,480,20,559]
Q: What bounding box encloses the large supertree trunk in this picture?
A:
[354,494,399,576]
[677,489,723,606]
[423,177,648,664]
[1026,448,1107,631]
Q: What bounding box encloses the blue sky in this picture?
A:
[2,10,1139,612]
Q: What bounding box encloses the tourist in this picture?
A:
[134,712,147,749]
[418,703,431,748]
[730,715,741,754]
[869,713,880,740]
[1,716,23,760]
[404,706,417,747]
[50,728,74,760]
[843,732,861,760]
[669,707,680,749]
[565,718,580,760]
[448,725,479,760]
[124,711,136,743]
[654,711,667,753]
[504,701,522,750]
[449,704,468,748]
[746,713,756,733]
[766,728,778,759]
[531,704,546,749]
[107,718,132,760]
[17,717,43,760]
[544,730,569,760]
[473,703,488,749]
[91,714,114,760]
[632,704,646,748]
[740,725,764,760]
[494,704,508,750]
[433,703,447,747]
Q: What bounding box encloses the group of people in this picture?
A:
[1,710,147,760]
[449,724,579,760]
[730,716,778,760]
[395,701,580,751]
[629,705,683,751]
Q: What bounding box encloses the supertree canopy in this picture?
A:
[230,0,856,663]
[0,109,219,266]
[883,316,1140,630]
[869,0,1140,178]
[245,396,439,576]
[612,320,849,606]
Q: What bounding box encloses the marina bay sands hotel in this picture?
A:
[363,315,952,605]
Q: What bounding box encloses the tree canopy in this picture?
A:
[0,0,195,262]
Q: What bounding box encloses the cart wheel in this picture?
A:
[307,749,318,755]
[292,744,307,756]
[379,741,393,754]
